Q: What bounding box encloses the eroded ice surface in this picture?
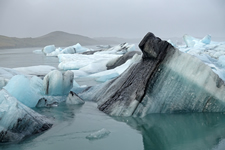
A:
[179,35,225,81]
[0,89,52,143]
[93,32,225,117]
[3,70,74,107]
[58,53,121,71]
[43,45,56,54]
[45,43,89,57]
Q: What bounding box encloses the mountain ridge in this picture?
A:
[0,31,131,49]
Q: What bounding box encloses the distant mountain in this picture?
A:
[0,31,129,49]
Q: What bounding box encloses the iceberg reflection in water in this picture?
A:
[114,113,225,150]
[2,102,225,150]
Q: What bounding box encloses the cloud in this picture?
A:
[0,0,224,38]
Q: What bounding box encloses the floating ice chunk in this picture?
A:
[46,47,63,56]
[43,70,74,96]
[42,45,56,54]
[97,45,111,49]
[3,75,43,107]
[183,35,198,47]
[0,90,52,143]
[201,35,211,44]
[66,91,85,104]
[45,44,89,57]
[33,49,43,54]
[3,70,74,108]
[95,43,135,54]
[61,46,76,54]
[13,65,56,76]
[86,128,110,140]
[58,53,120,71]
[72,43,89,53]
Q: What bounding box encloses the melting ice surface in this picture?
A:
[176,35,225,81]
[1,37,225,150]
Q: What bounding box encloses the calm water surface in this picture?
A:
[1,48,225,150]
[0,47,59,68]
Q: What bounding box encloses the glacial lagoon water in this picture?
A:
[1,48,225,150]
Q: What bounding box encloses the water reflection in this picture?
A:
[114,113,225,150]
[34,102,84,124]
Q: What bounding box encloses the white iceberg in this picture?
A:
[58,53,120,71]
[66,91,85,105]
[46,43,89,57]
[95,43,135,54]
[43,70,74,96]
[42,45,56,54]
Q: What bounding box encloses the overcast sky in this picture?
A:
[0,0,224,39]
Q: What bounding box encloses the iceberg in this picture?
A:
[0,89,52,143]
[79,32,225,117]
[46,43,89,57]
[179,35,225,81]
[3,70,74,108]
[43,70,74,96]
[201,35,211,44]
[95,43,135,54]
[66,91,85,105]
[42,45,56,54]
[4,75,43,107]
[58,53,121,71]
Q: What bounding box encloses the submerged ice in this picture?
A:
[86,128,110,140]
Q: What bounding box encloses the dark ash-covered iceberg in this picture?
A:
[90,32,225,117]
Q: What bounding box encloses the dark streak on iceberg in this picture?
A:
[0,90,52,143]
[95,32,225,117]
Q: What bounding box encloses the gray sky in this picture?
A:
[0,0,224,38]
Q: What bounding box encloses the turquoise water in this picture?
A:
[1,48,225,150]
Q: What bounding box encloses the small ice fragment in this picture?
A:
[86,128,110,140]
[66,91,85,105]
